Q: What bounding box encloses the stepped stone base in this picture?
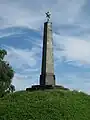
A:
[26,85,69,91]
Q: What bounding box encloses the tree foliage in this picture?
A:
[9,84,15,93]
[0,49,14,96]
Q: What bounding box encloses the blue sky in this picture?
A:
[0,0,90,94]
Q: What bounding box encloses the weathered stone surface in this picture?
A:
[26,16,57,91]
[40,21,55,85]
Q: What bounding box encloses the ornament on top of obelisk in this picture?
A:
[45,11,51,22]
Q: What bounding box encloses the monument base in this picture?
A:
[40,74,55,86]
[26,85,69,91]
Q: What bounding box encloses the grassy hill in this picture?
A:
[0,89,90,120]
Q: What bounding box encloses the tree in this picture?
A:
[9,84,15,93]
[0,49,7,60]
[0,49,14,97]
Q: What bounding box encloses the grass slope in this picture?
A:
[0,89,90,120]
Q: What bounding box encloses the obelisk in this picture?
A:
[40,12,55,86]
[26,12,56,91]
[26,12,69,91]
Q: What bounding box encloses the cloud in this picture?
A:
[0,1,44,29]
[0,0,86,29]
[53,33,90,66]
[56,72,90,94]
[12,73,39,91]
[0,30,23,38]
[0,32,15,38]
[3,45,41,69]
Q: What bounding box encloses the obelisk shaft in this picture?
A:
[40,21,55,86]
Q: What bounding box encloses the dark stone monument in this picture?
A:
[26,12,69,91]
[40,12,55,86]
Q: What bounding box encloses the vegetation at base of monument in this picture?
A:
[0,89,90,120]
[0,49,15,97]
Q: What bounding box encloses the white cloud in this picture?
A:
[3,45,40,68]
[53,33,90,65]
[0,31,23,38]
[12,73,30,91]
[0,0,86,29]
[0,32,15,38]
[27,37,42,48]
[56,72,90,95]
[12,73,39,91]
[0,1,44,29]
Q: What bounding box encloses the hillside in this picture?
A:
[0,89,90,120]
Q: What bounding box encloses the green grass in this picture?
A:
[0,89,90,120]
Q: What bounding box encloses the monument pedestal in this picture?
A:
[26,85,69,91]
[40,74,55,85]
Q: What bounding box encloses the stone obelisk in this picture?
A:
[26,12,69,91]
[26,12,56,91]
[40,12,55,86]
